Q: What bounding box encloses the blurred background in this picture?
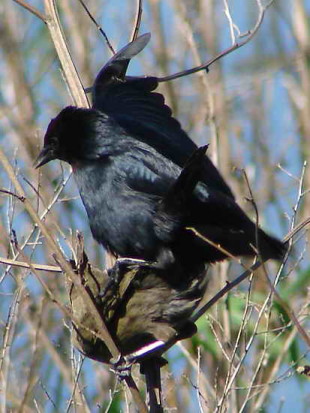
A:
[0,0,309,411]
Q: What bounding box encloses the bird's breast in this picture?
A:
[73,163,160,259]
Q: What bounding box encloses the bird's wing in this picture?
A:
[92,33,151,96]
[92,35,234,199]
[117,149,178,197]
[93,75,197,162]
[93,77,234,199]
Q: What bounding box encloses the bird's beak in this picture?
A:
[34,146,55,168]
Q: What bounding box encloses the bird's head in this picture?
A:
[35,106,104,168]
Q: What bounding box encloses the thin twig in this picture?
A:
[242,169,261,260]
[223,0,237,44]
[0,189,25,202]
[191,216,310,324]
[158,0,275,82]
[185,227,248,268]
[253,307,310,410]
[131,0,143,42]
[177,341,216,402]
[196,347,206,413]
[76,0,115,54]
[0,257,61,273]
[215,159,309,410]
[24,304,88,407]
[13,0,47,22]
[0,148,120,361]
[0,287,23,411]
[0,173,71,283]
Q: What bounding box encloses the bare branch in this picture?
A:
[44,0,89,107]
[158,0,275,82]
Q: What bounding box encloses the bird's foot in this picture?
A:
[101,258,153,297]
[113,257,155,272]
[110,358,133,380]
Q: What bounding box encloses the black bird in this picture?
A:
[35,33,286,271]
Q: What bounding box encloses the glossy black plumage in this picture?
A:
[36,34,286,270]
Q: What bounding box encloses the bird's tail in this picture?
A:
[186,223,288,263]
[159,145,208,214]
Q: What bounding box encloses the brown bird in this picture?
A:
[69,257,207,364]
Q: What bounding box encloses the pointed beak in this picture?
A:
[34,146,55,168]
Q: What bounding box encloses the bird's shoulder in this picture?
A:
[110,144,179,196]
